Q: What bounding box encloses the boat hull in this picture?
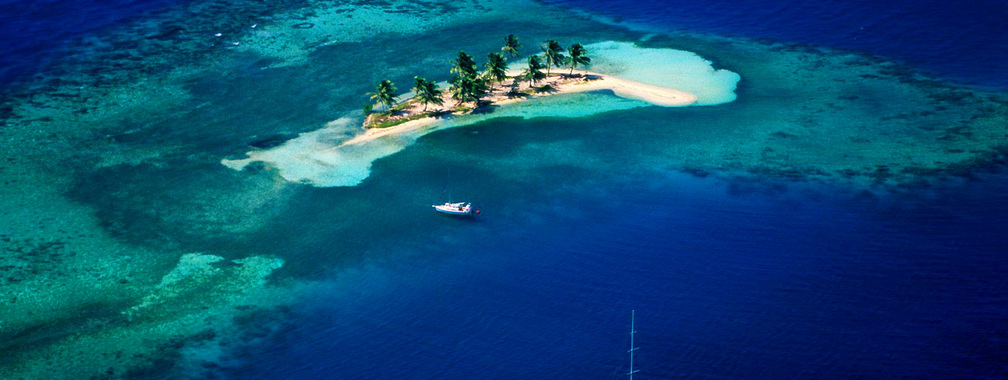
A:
[433,202,475,216]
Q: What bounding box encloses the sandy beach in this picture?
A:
[219,66,707,187]
[220,41,743,187]
[342,69,699,146]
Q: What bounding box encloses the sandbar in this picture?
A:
[341,69,698,147]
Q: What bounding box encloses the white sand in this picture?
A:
[561,70,698,106]
[221,41,740,187]
[341,70,697,147]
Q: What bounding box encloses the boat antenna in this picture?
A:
[628,309,640,380]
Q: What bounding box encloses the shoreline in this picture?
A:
[342,69,698,146]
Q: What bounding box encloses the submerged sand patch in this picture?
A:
[1,0,1007,377]
[641,34,1008,186]
[2,252,285,379]
[222,41,741,187]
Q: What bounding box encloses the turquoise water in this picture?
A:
[222,41,739,187]
[2,0,1008,378]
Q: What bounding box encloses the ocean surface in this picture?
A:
[2,0,1008,379]
[542,0,1008,90]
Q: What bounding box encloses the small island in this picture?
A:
[348,35,698,146]
[221,40,732,188]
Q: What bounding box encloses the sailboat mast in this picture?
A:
[628,309,640,380]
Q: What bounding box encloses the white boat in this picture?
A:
[432,201,478,216]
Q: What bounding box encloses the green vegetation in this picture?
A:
[542,40,566,76]
[447,50,487,107]
[502,34,521,58]
[363,35,589,127]
[484,52,508,90]
[367,80,397,112]
[368,112,430,129]
[567,43,590,75]
[524,54,546,86]
[450,51,479,82]
[412,76,444,111]
[450,75,488,107]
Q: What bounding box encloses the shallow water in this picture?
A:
[2,0,1007,378]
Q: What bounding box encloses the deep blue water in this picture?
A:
[4,0,1007,90]
[541,0,1008,90]
[216,0,1008,375]
[228,157,1008,379]
[0,0,184,86]
[4,0,1008,378]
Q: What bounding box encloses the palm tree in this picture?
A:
[413,76,428,98]
[542,40,566,76]
[484,52,508,90]
[421,81,444,111]
[523,55,546,86]
[567,43,590,75]
[450,75,487,107]
[502,34,521,58]
[413,76,443,112]
[450,51,478,83]
[368,79,397,112]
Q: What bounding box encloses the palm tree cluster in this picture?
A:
[523,40,590,86]
[542,40,593,77]
[449,51,488,107]
[365,35,590,116]
[412,76,443,112]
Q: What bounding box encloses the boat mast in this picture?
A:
[628,309,640,380]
